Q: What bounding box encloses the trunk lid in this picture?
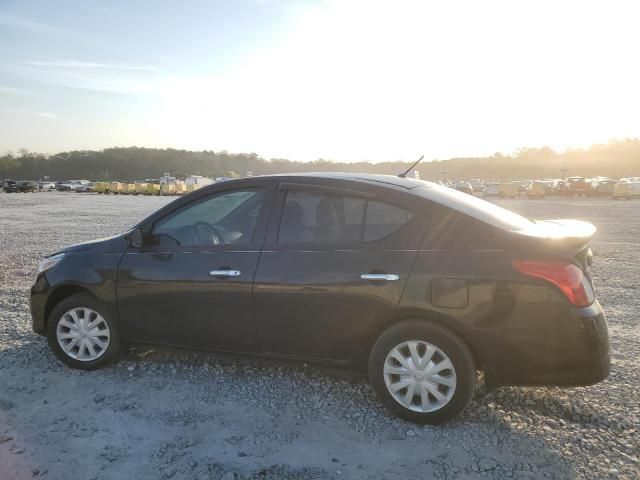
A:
[514,219,596,277]
[518,219,596,248]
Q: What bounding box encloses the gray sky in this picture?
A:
[1,0,639,162]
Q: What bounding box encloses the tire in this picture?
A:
[368,319,476,424]
[46,293,121,370]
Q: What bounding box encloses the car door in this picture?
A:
[117,185,273,351]
[253,182,428,363]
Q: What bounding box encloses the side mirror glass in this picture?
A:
[125,227,144,248]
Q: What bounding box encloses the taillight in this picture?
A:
[512,261,595,307]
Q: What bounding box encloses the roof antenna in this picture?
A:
[398,155,424,178]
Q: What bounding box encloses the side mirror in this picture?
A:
[125,227,144,249]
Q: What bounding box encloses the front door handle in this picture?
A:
[210,269,241,277]
[360,273,400,281]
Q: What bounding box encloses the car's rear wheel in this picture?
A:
[46,293,121,370]
[369,319,476,424]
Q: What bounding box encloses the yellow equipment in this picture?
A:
[110,182,125,194]
[160,183,176,195]
[499,183,518,198]
[186,182,206,193]
[93,182,109,194]
[613,183,631,199]
[526,182,546,199]
[146,183,161,195]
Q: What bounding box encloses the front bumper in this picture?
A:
[30,274,50,336]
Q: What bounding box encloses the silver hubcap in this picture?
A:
[383,340,457,413]
[56,307,110,362]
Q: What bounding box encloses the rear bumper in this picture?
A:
[565,301,610,385]
[484,301,610,388]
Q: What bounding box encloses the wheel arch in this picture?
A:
[357,308,480,372]
[44,285,94,328]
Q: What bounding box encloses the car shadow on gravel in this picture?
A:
[0,338,580,480]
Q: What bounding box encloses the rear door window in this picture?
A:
[277,190,412,244]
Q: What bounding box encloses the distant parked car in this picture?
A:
[591,179,616,196]
[185,175,215,189]
[16,181,39,192]
[482,183,501,197]
[56,181,73,191]
[509,181,527,194]
[2,180,39,192]
[1,179,18,192]
[468,179,485,193]
[454,182,473,195]
[613,181,640,199]
[627,182,640,198]
[32,173,610,424]
[543,179,565,195]
[564,177,594,197]
[75,182,95,193]
[38,181,56,191]
[59,180,91,191]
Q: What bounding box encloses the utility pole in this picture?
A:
[561,168,567,181]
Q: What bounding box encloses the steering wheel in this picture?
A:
[192,221,228,246]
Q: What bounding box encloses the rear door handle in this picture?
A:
[360,273,400,281]
[209,269,241,277]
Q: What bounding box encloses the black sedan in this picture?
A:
[2,180,39,193]
[31,173,610,423]
[1,180,15,192]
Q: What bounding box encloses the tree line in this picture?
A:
[1,139,639,182]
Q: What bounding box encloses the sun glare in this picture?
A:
[148,0,640,162]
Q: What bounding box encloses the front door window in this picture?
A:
[151,189,265,247]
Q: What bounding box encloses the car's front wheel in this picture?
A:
[46,293,121,370]
[369,319,476,424]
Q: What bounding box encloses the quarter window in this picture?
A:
[365,200,413,241]
[278,191,412,244]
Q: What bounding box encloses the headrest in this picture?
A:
[283,200,305,226]
[316,197,338,227]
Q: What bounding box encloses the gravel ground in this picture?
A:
[0,192,638,480]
